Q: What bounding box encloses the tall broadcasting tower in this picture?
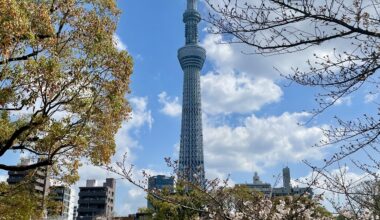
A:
[178,0,206,185]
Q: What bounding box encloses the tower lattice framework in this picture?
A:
[178,0,206,185]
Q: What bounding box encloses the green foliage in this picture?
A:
[147,184,332,219]
[0,0,133,183]
[0,182,42,220]
[47,190,65,217]
[138,207,153,214]
[336,215,348,220]
[147,184,204,220]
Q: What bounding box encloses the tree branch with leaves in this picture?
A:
[0,0,133,184]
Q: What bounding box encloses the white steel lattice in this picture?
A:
[177,0,206,186]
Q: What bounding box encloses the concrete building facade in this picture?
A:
[48,186,71,220]
[7,158,50,209]
[7,158,49,196]
[77,178,116,220]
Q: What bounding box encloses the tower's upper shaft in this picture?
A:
[187,0,197,10]
[179,0,205,70]
[184,0,201,45]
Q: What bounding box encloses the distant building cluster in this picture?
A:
[4,157,158,220]
[237,167,313,198]
[6,158,76,220]
[4,159,314,220]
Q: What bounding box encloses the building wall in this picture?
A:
[49,186,71,219]
[68,190,77,220]
[77,179,115,220]
[7,159,50,212]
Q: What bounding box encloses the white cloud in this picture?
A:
[112,96,153,163]
[201,34,236,75]
[76,96,153,215]
[172,142,180,159]
[201,34,286,79]
[113,34,127,51]
[199,34,285,115]
[328,96,352,106]
[201,33,343,81]
[201,72,283,115]
[204,112,325,174]
[198,33,343,181]
[206,168,235,187]
[158,92,182,117]
[364,93,379,103]
[118,185,147,216]
[121,97,153,134]
[0,175,7,182]
[128,186,146,198]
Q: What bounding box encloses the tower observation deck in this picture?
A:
[178,0,206,186]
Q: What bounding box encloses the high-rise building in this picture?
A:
[147,175,174,209]
[178,0,206,185]
[282,166,291,194]
[77,178,116,220]
[48,186,71,220]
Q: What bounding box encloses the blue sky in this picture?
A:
[0,0,376,216]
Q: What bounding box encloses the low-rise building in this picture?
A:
[239,172,272,195]
[77,178,116,220]
[7,158,50,215]
[7,158,50,198]
[48,186,71,220]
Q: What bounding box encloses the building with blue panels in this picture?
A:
[147,175,174,209]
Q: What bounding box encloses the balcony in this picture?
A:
[78,198,107,205]
[77,207,105,215]
[35,178,45,184]
[79,191,106,197]
[34,185,44,192]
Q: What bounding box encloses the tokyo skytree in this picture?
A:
[178,0,206,185]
